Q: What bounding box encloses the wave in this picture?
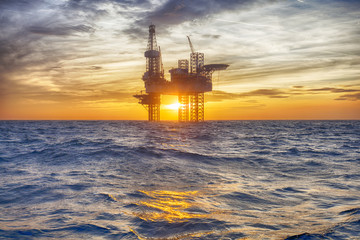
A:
[0,120,359,239]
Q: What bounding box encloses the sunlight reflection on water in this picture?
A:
[128,189,225,239]
[134,190,205,223]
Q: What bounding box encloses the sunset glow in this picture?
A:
[165,102,181,111]
[0,0,359,120]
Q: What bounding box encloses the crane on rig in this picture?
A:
[187,36,195,54]
[134,25,229,122]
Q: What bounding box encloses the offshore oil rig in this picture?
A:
[134,25,229,122]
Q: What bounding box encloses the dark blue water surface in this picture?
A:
[0,121,359,239]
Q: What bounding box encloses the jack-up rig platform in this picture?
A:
[134,25,229,122]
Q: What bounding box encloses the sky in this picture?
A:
[0,0,359,120]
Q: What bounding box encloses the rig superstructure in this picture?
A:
[134,25,229,122]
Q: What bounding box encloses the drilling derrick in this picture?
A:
[144,25,163,81]
[134,25,165,121]
[134,25,229,122]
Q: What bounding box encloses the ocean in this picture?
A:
[0,120,359,239]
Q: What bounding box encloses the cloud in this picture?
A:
[207,90,241,102]
[123,0,277,39]
[122,27,148,41]
[28,24,95,36]
[335,93,360,101]
[207,86,360,102]
[202,34,221,39]
[240,89,288,98]
[1,0,359,119]
[144,0,263,25]
[0,0,41,11]
[207,88,289,102]
[0,74,135,104]
[300,87,360,101]
[89,66,103,70]
[308,88,359,93]
[0,0,113,106]
[61,0,110,20]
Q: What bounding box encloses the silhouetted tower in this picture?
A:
[177,36,205,122]
[145,25,163,80]
[134,25,228,122]
[187,36,204,74]
[135,25,165,121]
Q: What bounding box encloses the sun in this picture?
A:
[165,102,181,110]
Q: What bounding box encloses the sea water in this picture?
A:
[0,120,359,239]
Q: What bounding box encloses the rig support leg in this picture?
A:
[178,94,189,122]
[148,93,160,121]
[190,93,204,122]
[198,92,204,122]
